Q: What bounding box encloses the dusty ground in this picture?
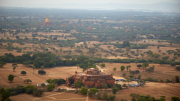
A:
[1,31,180,60]
[10,92,99,101]
[114,82,180,101]
[0,63,82,88]
[102,63,180,81]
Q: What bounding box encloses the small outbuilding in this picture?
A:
[45,82,49,86]
[37,84,41,86]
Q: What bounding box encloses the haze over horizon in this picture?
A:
[0,0,180,11]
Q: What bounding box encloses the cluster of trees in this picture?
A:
[0,88,11,101]
[0,84,43,99]
[79,86,116,101]
[73,80,122,100]
[0,52,97,71]
[130,93,169,101]
[1,52,180,72]
[46,78,66,86]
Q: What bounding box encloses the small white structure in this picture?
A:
[45,82,49,86]
[37,84,41,86]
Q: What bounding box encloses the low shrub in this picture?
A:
[47,84,55,91]
[25,88,33,94]
[80,86,88,95]
[175,66,180,71]
[90,88,98,94]
[114,84,122,90]
[103,93,108,100]
[38,70,46,75]
[33,89,43,97]
[108,95,116,101]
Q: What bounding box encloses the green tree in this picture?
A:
[138,75,141,79]
[46,79,52,83]
[16,36,19,39]
[175,66,180,71]
[124,78,133,86]
[8,74,14,82]
[47,84,55,91]
[13,66,16,72]
[171,96,180,101]
[33,89,43,97]
[159,96,165,101]
[122,73,126,77]
[175,76,179,82]
[146,68,154,73]
[158,60,165,65]
[38,70,46,75]
[123,41,130,48]
[129,75,134,78]
[137,64,142,69]
[112,87,119,94]
[113,67,116,71]
[80,86,88,95]
[120,66,125,71]
[74,81,83,88]
[100,63,105,68]
[170,62,176,67]
[41,83,46,90]
[130,93,140,100]
[126,65,131,71]
[142,63,149,72]
[90,88,98,94]
[1,89,10,101]
[32,66,35,74]
[103,93,108,100]
[101,83,108,90]
[108,95,116,101]
[114,84,122,90]
[24,79,32,84]
[0,61,6,68]
[21,71,26,75]
[41,65,44,70]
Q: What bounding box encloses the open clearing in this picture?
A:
[103,63,180,81]
[0,63,82,87]
[10,92,99,101]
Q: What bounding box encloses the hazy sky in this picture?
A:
[0,0,180,10]
[1,0,180,5]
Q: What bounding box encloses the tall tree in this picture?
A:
[142,63,149,72]
[13,66,16,72]
[120,66,125,71]
[137,64,142,68]
[113,67,116,72]
[8,74,14,82]
[32,66,36,74]
[24,79,32,84]
[100,63,105,68]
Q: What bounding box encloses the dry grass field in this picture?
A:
[0,63,82,88]
[0,31,180,60]
[10,92,99,101]
[0,63,180,101]
[103,63,180,81]
[0,32,180,100]
[114,82,180,101]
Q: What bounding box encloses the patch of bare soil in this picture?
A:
[0,63,83,88]
[103,63,180,81]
